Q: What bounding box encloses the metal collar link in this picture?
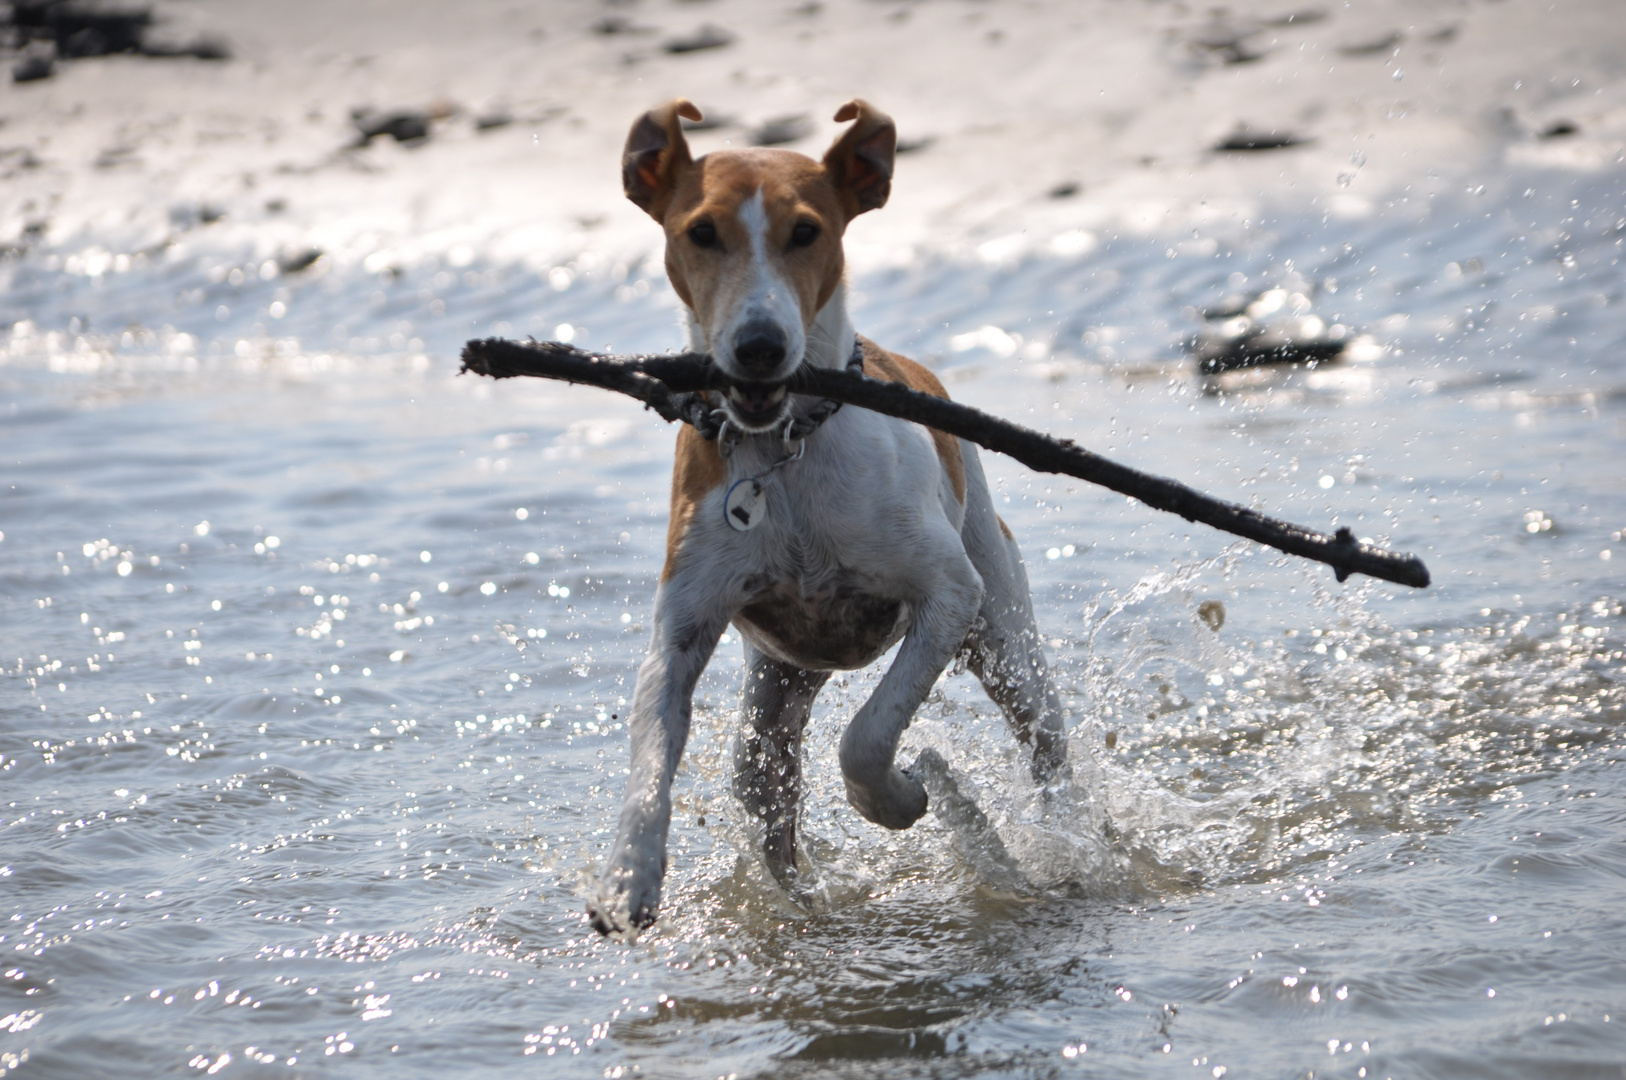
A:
[680,338,864,446]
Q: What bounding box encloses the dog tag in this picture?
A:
[724,478,767,531]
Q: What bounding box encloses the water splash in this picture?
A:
[651,546,1624,931]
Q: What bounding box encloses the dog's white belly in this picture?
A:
[733,575,910,671]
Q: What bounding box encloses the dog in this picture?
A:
[588,99,1069,935]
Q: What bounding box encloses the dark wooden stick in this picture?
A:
[461,337,1431,589]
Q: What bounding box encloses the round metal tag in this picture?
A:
[724,478,767,531]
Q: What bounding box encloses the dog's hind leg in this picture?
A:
[956,443,1069,783]
[734,643,829,884]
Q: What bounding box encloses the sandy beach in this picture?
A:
[6,0,1626,275]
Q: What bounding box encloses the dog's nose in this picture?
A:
[732,323,788,375]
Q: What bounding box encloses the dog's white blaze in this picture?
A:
[712,188,806,382]
[739,186,771,256]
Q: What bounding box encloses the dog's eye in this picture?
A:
[688,222,717,248]
[790,221,820,248]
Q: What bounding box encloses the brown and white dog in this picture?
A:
[589,99,1068,935]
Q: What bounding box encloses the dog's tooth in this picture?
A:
[767,386,787,403]
[729,387,746,403]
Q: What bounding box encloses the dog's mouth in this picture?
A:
[723,382,790,430]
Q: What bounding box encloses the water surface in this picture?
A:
[3,170,1625,1078]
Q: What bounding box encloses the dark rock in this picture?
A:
[1047,181,1080,199]
[1186,285,1349,375]
[1539,120,1579,139]
[895,135,935,154]
[475,111,513,131]
[60,24,109,57]
[47,4,151,57]
[663,24,734,53]
[12,53,54,82]
[352,110,431,145]
[187,35,228,59]
[4,1,228,61]
[592,15,653,35]
[0,148,44,173]
[748,114,812,146]
[277,248,324,274]
[1215,128,1308,152]
[1337,31,1403,56]
[0,219,47,257]
[139,34,231,60]
[1193,328,1345,374]
[1186,19,1268,64]
[93,145,139,168]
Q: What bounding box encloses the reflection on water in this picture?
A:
[2,171,1625,1078]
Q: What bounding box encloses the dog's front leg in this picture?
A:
[588,586,728,935]
[839,554,984,829]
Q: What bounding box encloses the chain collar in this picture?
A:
[676,337,864,447]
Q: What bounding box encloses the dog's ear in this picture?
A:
[623,99,702,221]
[823,99,896,219]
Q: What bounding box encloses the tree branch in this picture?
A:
[460,337,1430,590]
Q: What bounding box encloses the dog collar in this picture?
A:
[678,337,864,446]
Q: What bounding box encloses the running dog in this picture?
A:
[589,99,1068,935]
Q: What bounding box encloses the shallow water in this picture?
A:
[3,169,1625,1078]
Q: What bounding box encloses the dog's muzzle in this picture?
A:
[718,321,799,430]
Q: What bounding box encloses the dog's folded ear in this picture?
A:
[623,99,703,220]
[823,99,897,219]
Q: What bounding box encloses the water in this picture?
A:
[3,169,1624,1078]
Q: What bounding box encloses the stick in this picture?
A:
[460,337,1431,589]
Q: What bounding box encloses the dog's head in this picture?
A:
[623,99,896,432]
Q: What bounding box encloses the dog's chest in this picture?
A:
[708,416,939,669]
[733,570,908,671]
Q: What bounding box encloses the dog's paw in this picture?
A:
[585,891,658,937]
[587,863,663,938]
[844,765,928,830]
[586,898,625,937]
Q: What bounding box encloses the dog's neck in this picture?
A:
[684,283,856,371]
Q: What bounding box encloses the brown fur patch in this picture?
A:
[996,514,1014,541]
[662,423,726,582]
[858,336,967,504]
